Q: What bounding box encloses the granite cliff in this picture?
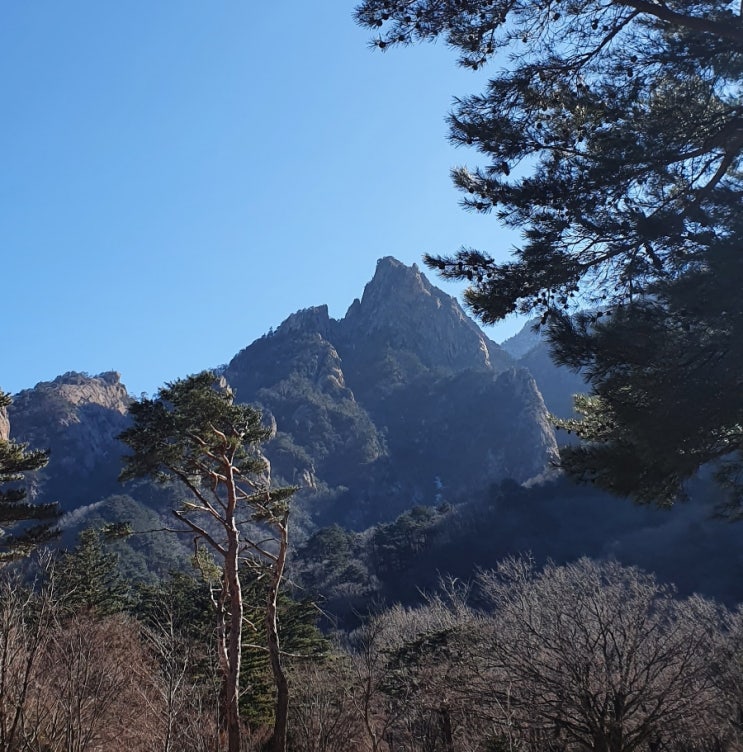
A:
[0,403,9,442]
[8,371,131,506]
[501,318,588,425]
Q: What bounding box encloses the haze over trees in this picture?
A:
[354,0,743,507]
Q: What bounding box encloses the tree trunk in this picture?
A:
[265,516,289,752]
[224,470,243,752]
[440,702,454,752]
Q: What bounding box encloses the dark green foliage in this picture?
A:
[300,524,356,576]
[135,569,215,640]
[295,524,375,625]
[295,505,452,626]
[356,0,741,318]
[119,371,297,752]
[294,475,743,623]
[0,390,58,560]
[55,527,130,616]
[371,505,443,576]
[551,225,743,507]
[239,573,328,728]
[356,0,743,506]
[78,494,191,582]
[119,371,270,489]
[118,370,295,555]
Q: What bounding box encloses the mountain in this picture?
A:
[341,257,511,378]
[500,319,543,360]
[6,257,743,609]
[8,258,558,533]
[225,257,557,527]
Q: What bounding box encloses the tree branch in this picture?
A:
[172,509,226,557]
[617,0,743,43]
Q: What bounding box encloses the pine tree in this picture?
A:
[0,390,58,561]
[239,572,327,731]
[355,0,743,506]
[56,528,130,616]
[119,371,296,752]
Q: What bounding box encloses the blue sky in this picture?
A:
[2,1,523,398]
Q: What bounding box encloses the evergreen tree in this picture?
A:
[355,0,743,506]
[56,528,130,616]
[119,371,296,752]
[541,212,743,505]
[135,570,215,643]
[239,571,327,730]
[0,390,58,561]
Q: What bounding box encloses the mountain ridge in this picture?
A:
[8,258,557,530]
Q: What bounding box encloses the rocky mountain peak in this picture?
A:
[29,371,130,416]
[500,318,541,359]
[275,305,331,338]
[341,257,511,373]
[348,257,449,324]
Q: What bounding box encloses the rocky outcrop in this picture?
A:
[342,257,512,374]
[7,259,561,528]
[499,318,588,425]
[500,318,542,359]
[226,315,387,495]
[8,372,131,506]
[0,403,9,442]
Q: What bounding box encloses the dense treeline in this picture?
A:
[294,477,743,629]
[3,540,743,752]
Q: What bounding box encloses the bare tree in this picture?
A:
[346,589,490,752]
[36,613,160,752]
[141,598,222,752]
[477,557,727,752]
[287,658,363,752]
[347,610,412,752]
[0,571,54,752]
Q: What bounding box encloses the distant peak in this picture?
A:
[276,305,331,337]
[340,257,512,373]
[49,371,122,388]
[376,256,418,273]
[370,256,424,286]
[350,257,434,316]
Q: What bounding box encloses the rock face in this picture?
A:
[342,258,511,375]
[0,403,9,442]
[500,319,543,360]
[499,318,589,428]
[8,372,131,507]
[226,257,558,527]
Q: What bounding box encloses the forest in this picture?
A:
[2,0,742,750]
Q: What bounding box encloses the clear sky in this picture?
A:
[2,1,524,398]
